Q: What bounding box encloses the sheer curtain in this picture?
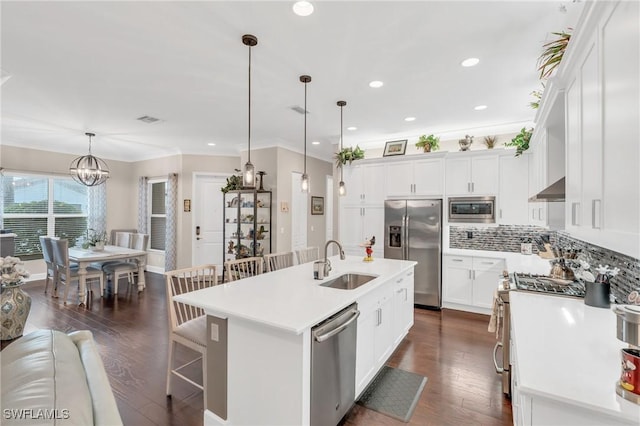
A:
[165,173,178,271]
[88,183,107,237]
[137,176,148,234]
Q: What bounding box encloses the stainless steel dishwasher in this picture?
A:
[311,303,360,426]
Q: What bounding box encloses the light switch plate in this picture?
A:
[210,323,219,342]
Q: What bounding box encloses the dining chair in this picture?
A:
[102,233,148,296]
[224,257,264,282]
[51,238,104,303]
[295,247,320,264]
[39,236,57,295]
[165,264,218,405]
[263,251,295,273]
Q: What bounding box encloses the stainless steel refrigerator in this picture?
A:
[384,199,442,309]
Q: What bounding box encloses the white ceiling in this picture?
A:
[1,1,582,163]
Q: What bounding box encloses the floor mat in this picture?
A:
[357,366,427,422]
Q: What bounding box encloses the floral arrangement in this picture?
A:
[82,229,108,249]
[0,256,30,287]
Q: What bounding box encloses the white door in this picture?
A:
[193,175,227,269]
[291,172,308,251]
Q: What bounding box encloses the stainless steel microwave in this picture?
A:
[448,196,496,223]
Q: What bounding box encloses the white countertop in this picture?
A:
[175,256,416,335]
[510,292,640,422]
[444,248,552,275]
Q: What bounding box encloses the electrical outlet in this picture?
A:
[467,231,473,239]
[210,323,219,342]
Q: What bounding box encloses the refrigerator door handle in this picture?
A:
[404,215,410,260]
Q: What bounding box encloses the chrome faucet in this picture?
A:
[314,240,345,280]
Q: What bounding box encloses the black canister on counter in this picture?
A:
[584,273,611,308]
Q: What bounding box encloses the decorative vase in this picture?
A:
[423,145,431,153]
[92,242,105,252]
[1,282,32,340]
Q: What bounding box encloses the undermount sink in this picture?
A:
[320,273,377,290]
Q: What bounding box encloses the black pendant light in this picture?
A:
[300,75,311,193]
[69,132,110,187]
[242,34,258,188]
[337,101,347,196]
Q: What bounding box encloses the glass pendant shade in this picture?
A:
[243,161,255,188]
[338,180,346,196]
[69,133,109,187]
[300,75,311,193]
[301,173,309,193]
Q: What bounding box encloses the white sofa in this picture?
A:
[0,329,122,425]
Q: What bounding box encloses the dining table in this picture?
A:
[68,245,148,305]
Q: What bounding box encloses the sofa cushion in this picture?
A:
[0,329,118,425]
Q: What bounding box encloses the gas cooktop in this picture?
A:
[512,273,586,298]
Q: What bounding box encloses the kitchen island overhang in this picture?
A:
[174,256,417,426]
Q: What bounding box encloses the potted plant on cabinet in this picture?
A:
[504,127,533,157]
[415,134,440,153]
[335,146,365,167]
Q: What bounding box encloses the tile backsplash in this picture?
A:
[449,225,554,254]
[555,232,640,304]
[449,225,640,303]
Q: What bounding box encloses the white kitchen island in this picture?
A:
[175,255,417,426]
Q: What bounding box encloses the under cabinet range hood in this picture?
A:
[529,177,565,202]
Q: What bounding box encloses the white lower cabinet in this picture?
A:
[442,255,504,314]
[355,270,415,396]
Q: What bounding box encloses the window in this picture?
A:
[1,175,88,259]
[149,180,167,251]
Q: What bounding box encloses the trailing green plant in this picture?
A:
[415,134,440,152]
[221,175,242,193]
[538,30,572,80]
[335,145,365,167]
[504,127,533,157]
[483,135,497,149]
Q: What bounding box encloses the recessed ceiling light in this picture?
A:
[312,141,320,145]
[404,117,416,122]
[293,1,314,17]
[369,80,384,88]
[461,57,480,67]
[347,126,357,131]
[207,143,216,146]
[474,105,488,111]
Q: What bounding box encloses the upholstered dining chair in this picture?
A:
[102,233,148,296]
[39,236,57,295]
[263,252,295,272]
[165,264,218,405]
[224,257,264,282]
[295,247,320,264]
[50,238,104,303]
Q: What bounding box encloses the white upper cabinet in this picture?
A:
[562,0,639,257]
[445,154,498,196]
[386,157,444,197]
[340,163,386,205]
[499,155,530,225]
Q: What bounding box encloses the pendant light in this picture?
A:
[242,34,258,188]
[337,100,347,196]
[69,132,110,186]
[300,75,311,192]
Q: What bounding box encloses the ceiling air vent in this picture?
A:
[290,106,309,115]
[136,115,161,124]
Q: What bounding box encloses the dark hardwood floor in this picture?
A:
[6,273,512,426]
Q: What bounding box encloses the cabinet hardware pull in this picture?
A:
[538,207,543,221]
[404,288,408,302]
[473,270,476,279]
[500,209,503,219]
[468,270,472,279]
[406,271,413,276]
[572,202,580,226]
[467,182,471,193]
[481,262,493,264]
[452,259,463,262]
[472,182,475,193]
[396,279,403,284]
[396,288,403,293]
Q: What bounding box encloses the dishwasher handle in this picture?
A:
[314,309,360,343]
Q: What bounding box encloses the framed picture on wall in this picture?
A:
[383,139,407,157]
[311,196,324,215]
